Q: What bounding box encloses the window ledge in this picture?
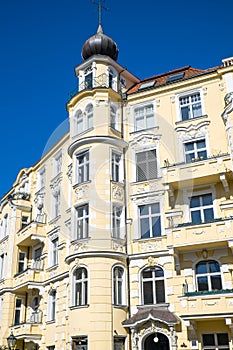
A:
[73,180,91,189]
[130,126,159,135]
[175,114,208,125]
[113,304,128,310]
[72,127,94,139]
[71,238,90,245]
[134,235,166,242]
[48,216,61,225]
[70,304,89,310]
[46,320,56,325]
[137,303,169,309]
[46,264,59,272]
[131,177,162,186]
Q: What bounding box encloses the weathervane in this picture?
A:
[91,0,109,25]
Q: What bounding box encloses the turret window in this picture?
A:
[73,267,88,306]
[74,104,93,135]
[76,150,90,184]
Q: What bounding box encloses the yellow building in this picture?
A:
[1,23,233,350]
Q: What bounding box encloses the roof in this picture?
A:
[127,65,218,95]
[122,307,180,328]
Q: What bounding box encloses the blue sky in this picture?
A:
[0,0,232,198]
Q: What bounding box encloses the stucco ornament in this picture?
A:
[225,92,233,106]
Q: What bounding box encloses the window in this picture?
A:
[51,237,58,266]
[141,266,165,305]
[75,109,83,134]
[14,298,22,325]
[179,92,202,121]
[114,337,125,350]
[84,67,93,89]
[184,139,207,163]
[47,347,55,350]
[52,189,60,218]
[113,266,124,306]
[0,254,6,280]
[136,150,157,182]
[73,267,88,306]
[85,104,93,129]
[76,150,89,184]
[139,203,161,239]
[110,105,117,129]
[190,193,214,224]
[112,151,122,182]
[112,205,123,239]
[48,290,56,321]
[72,337,88,350]
[38,167,46,189]
[21,215,29,229]
[196,260,222,292]
[75,204,89,240]
[33,246,43,269]
[54,153,62,176]
[134,104,155,131]
[18,252,26,274]
[2,214,8,238]
[202,333,229,350]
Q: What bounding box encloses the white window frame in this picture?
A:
[112,265,126,306]
[50,237,58,267]
[48,290,56,322]
[2,214,9,238]
[85,103,93,129]
[136,148,158,182]
[112,204,124,239]
[132,101,156,132]
[107,66,117,91]
[189,192,214,224]
[75,150,90,184]
[183,186,216,224]
[183,138,207,163]
[175,89,206,122]
[72,266,88,306]
[140,265,166,305]
[0,253,6,280]
[14,298,22,325]
[53,151,62,177]
[75,204,89,240]
[37,166,46,190]
[111,150,123,183]
[195,259,223,292]
[202,333,229,350]
[18,251,26,274]
[32,245,43,269]
[138,202,161,239]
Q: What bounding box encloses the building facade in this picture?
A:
[1,24,233,350]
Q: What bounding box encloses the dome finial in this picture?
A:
[91,0,109,26]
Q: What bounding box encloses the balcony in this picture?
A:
[68,72,119,99]
[179,289,233,319]
[16,220,46,246]
[166,217,233,252]
[13,262,44,292]
[163,153,231,189]
[12,311,43,341]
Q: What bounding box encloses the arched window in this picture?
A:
[196,260,222,292]
[141,266,165,305]
[75,109,83,135]
[85,104,93,129]
[113,266,125,306]
[73,267,88,306]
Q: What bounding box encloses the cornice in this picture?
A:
[65,250,127,264]
[68,135,128,157]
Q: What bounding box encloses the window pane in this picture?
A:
[198,150,207,159]
[143,281,153,304]
[190,196,200,208]
[192,103,202,118]
[203,334,215,346]
[141,218,150,238]
[204,208,214,222]
[202,194,212,206]
[155,267,164,277]
[143,269,153,279]
[197,276,208,291]
[209,261,221,273]
[191,210,201,224]
[217,333,229,346]
[211,275,222,290]
[151,203,160,214]
[151,216,161,237]
[156,280,165,303]
[140,205,149,216]
[181,106,190,120]
[185,143,194,151]
[196,261,207,274]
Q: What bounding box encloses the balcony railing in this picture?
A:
[68,73,118,99]
[184,289,233,297]
[29,310,42,323]
[176,216,233,228]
